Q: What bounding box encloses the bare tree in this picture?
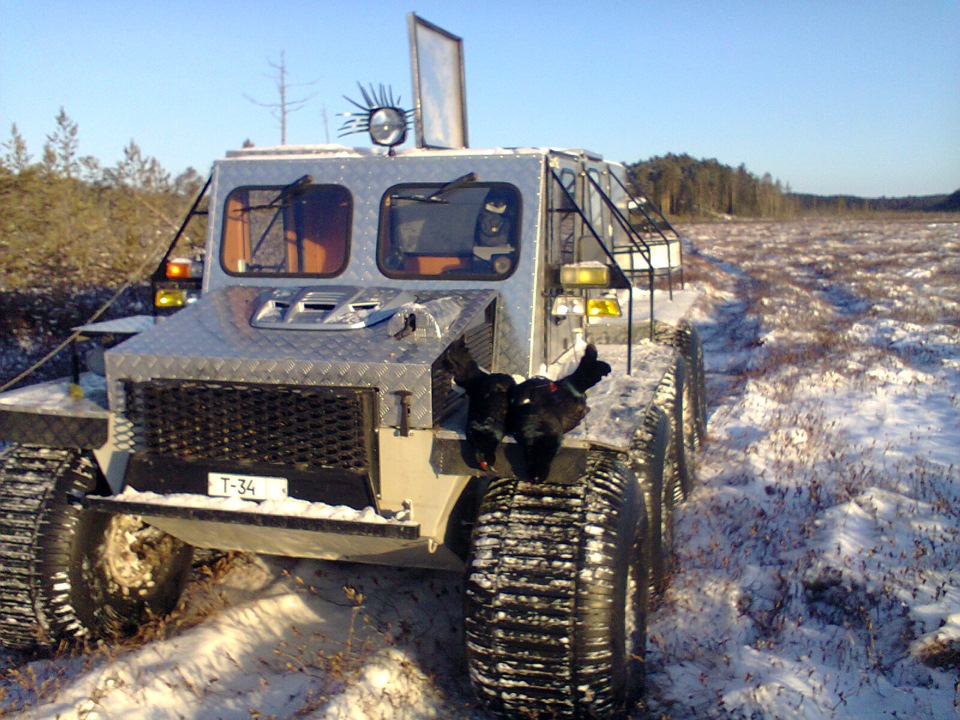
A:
[244,51,317,145]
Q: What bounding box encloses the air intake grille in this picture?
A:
[119,380,378,476]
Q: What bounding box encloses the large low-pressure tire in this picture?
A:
[464,452,649,719]
[654,320,707,454]
[0,445,194,651]
[631,404,674,596]
[653,352,690,502]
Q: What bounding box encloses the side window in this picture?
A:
[221,184,351,276]
[552,168,577,265]
[378,183,521,279]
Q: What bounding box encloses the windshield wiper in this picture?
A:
[393,172,478,204]
[241,175,315,211]
[430,171,477,199]
[269,174,313,205]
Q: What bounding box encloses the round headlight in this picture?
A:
[369,107,407,147]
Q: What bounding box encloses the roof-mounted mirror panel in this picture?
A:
[408,13,468,150]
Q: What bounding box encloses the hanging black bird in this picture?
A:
[508,344,611,481]
[443,336,516,472]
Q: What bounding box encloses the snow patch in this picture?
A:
[118,488,415,525]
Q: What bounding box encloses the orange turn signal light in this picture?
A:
[165,259,193,279]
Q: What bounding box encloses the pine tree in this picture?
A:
[41,108,81,179]
[105,140,170,192]
[1,124,32,172]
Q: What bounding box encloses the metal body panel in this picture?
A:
[83,495,420,539]
[376,428,473,538]
[0,406,107,449]
[0,374,109,448]
[81,496,463,571]
[203,149,548,377]
[150,519,462,570]
[105,285,497,428]
[74,315,157,335]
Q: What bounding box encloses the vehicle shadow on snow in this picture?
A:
[177,554,487,718]
[0,554,484,719]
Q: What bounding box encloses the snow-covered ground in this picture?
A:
[647,218,960,719]
[1,218,959,719]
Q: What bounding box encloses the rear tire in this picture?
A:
[464,452,649,719]
[0,445,193,651]
[653,353,690,501]
[655,320,707,453]
[631,404,673,596]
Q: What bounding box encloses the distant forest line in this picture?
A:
[2,110,958,293]
[627,154,960,217]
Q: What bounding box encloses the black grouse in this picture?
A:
[508,344,611,481]
[443,336,516,472]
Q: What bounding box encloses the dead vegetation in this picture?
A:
[645,218,960,717]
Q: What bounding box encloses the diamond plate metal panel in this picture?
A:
[203,150,547,378]
[0,375,110,448]
[105,286,498,428]
[0,407,108,449]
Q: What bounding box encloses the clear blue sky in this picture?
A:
[1,0,957,197]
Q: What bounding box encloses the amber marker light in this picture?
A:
[586,298,622,318]
[155,289,187,308]
[165,259,197,279]
[559,264,611,288]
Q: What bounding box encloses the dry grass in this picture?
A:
[0,551,244,715]
[645,218,960,717]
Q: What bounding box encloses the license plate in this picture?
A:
[208,472,288,501]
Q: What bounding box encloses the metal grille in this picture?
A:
[119,380,378,475]
[432,302,496,422]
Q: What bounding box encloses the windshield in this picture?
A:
[221,184,351,276]
[378,182,520,279]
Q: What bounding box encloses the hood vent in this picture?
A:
[251,286,416,331]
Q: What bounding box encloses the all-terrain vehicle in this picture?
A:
[0,15,705,719]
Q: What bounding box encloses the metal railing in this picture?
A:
[606,170,685,294]
[548,166,690,375]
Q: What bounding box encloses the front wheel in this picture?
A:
[464,452,649,719]
[71,510,194,639]
[0,445,193,651]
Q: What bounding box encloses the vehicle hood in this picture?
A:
[105,285,498,428]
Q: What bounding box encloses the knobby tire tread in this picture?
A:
[0,445,95,651]
[465,451,648,719]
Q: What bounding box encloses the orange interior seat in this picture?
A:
[405,256,469,274]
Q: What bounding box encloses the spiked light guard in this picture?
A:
[338,83,413,150]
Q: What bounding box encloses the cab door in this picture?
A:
[543,165,585,366]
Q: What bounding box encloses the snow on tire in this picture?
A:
[630,403,673,596]
[464,452,649,719]
[654,320,707,454]
[0,444,193,651]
